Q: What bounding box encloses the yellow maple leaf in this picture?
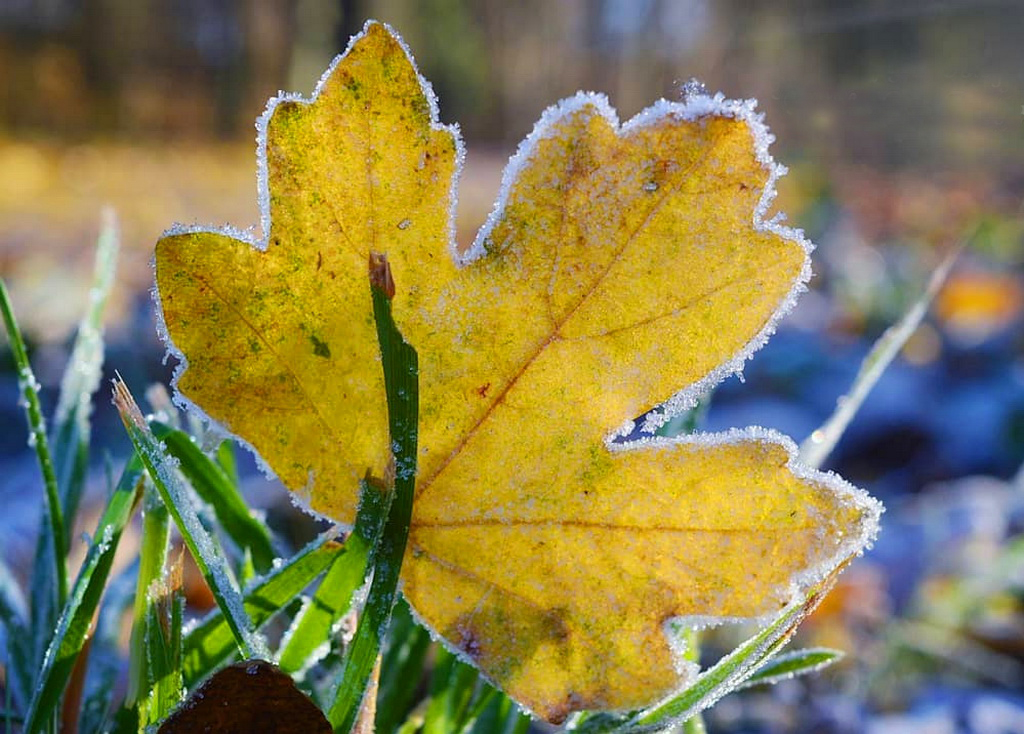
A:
[155,21,881,723]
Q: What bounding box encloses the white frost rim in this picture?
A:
[468,85,814,444]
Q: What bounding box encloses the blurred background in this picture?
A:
[2,1,1024,732]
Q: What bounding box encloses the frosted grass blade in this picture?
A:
[1,280,68,620]
[126,484,170,707]
[328,256,419,733]
[462,691,530,734]
[150,421,275,573]
[181,533,341,684]
[625,577,838,733]
[376,601,431,734]
[113,378,266,662]
[735,647,843,690]
[22,455,145,734]
[78,561,138,734]
[277,480,393,674]
[800,250,957,469]
[569,577,836,734]
[140,555,184,728]
[215,440,239,486]
[52,208,120,535]
[422,650,480,734]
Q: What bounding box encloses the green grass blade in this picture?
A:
[49,417,86,547]
[375,601,432,734]
[396,717,422,734]
[328,257,419,733]
[51,208,120,536]
[422,650,480,734]
[735,647,843,690]
[0,557,31,714]
[126,483,171,707]
[22,454,145,734]
[422,650,458,733]
[462,691,529,734]
[114,378,267,662]
[150,421,276,573]
[140,558,185,728]
[799,249,957,469]
[78,561,139,734]
[568,594,818,734]
[500,700,531,734]
[181,533,342,684]
[626,599,817,732]
[1,280,68,615]
[453,681,496,734]
[215,439,240,486]
[278,480,393,675]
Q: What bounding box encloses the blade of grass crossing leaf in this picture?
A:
[52,208,120,537]
[181,533,341,684]
[278,480,393,674]
[0,281,68,607]
[126,484,170,707]
[150,421,275,573]
[735,647,843,691]
[799,250,957,469]
[328,258,419,733]
[113,378,267,662]
[22,454,145,734]
[376,601,431,734]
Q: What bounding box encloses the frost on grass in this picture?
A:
[113,378,268,661]
[55,207,120,435]
[17,366,45,451]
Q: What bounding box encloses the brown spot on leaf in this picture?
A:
[445,603,570,690]
[545,691,588,726]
